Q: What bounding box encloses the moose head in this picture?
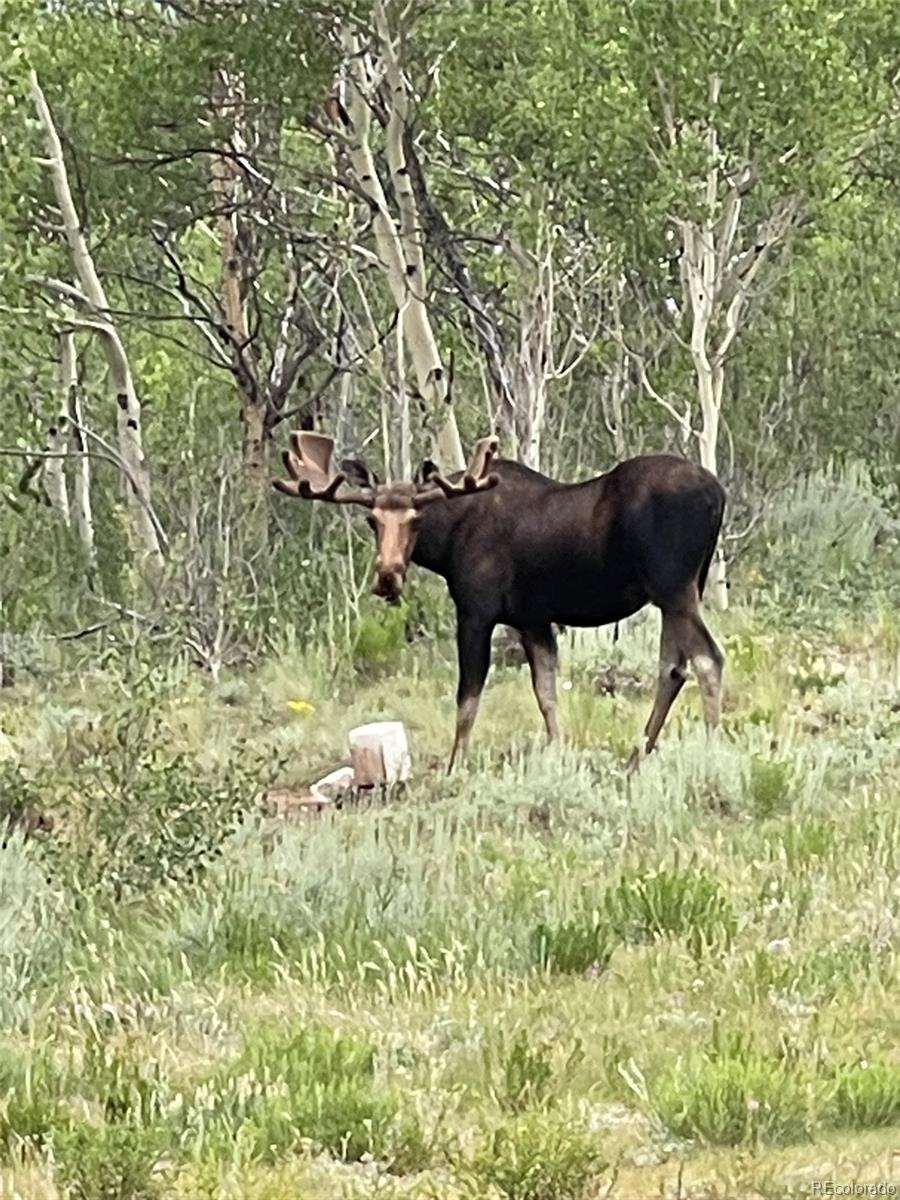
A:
[272,431,500,602]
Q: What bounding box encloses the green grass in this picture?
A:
[0,597,898,1197]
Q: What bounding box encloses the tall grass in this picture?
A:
[0,469,897,1196]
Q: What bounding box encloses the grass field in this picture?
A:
[1,591,899,1198]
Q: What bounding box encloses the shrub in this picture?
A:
[742,934,890,1007]
[80,1036,171,1129]
[466,1113,605,1200]
[531,915,615,976]
[648,1029,818,1147]
[763,461,893,578]
[755,460,897,610]
[37,670,278,900]
[0,1044,69,1157]
[52,1121,166,1200]
[0,762,46,838]
[188,1025,425,1169]
[744,755,796,818]
[778,817,836,868]
[651,1040,900,1148]
[829,1060,900,1130]
[487,1031,559,1114]
[353,601,409,673]
[604,865,736,959]
[0,839,62,1028]
[797,938,889,1002]
[177,899,312,984]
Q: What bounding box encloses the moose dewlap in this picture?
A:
[349,721,411,787]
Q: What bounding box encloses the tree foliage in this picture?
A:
[0,0,897,638]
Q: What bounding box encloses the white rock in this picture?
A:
[310,765,355,804]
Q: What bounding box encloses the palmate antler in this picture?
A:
[414,436,500,507]
[272,431,501,507]
[271,432,375,507]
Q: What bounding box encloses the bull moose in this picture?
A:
[273,432,725,770]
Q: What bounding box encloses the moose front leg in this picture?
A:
[521,625,560,742]
[448,616,494,772]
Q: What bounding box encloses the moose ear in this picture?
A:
[340,458,378,489]
[415,459,439,485]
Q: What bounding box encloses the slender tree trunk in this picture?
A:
[694,348,728,610]
[30,72,164,571]
[600,277,629,457]
[518,232,553,470]
[401,129,517,441]
[42,333,72,525]
[397,310,412,479]
[340,14,464,471]
[209,67,266,487]
[679,217,729,611]
[62,331,96,565]
[332,280,354,452]
[501,215,557,471]
[673,78,798,611]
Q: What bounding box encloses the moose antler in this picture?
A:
[415,436,500,506]
[271,432,374,506]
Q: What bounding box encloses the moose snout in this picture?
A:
[373,562,407,602]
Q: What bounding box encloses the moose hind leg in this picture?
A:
[521,625,560,742]
[687,613,724,728]
[448,618,494,772]
[642,613,688,755]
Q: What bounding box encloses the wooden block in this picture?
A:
[349,721,410,787]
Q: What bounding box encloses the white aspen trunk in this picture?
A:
[517,306,540,468]
[676,84,730,611]
[380,382,393,482]
[343,17,464,471]
[30,72,164,570]
[332,275,355,452]
[397,309,412,479]
[696,358,728,611]
[502,214,572,472]
[601,277,629,457]
[521,242,553,470]
[42,332,72,525]
[64,339,95,564]
[680,159,797,612]
[628,77,797,615]
[679,217,729,612]
[41,427,69,522]
[325,141,355,454]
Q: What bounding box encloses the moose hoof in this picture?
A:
[625,746,643,777]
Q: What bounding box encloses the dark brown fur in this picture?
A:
[274,438,725,768]
[408,455,726,767]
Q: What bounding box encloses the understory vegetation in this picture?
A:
[2,1,900,1196]
[0,477,898,1199]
